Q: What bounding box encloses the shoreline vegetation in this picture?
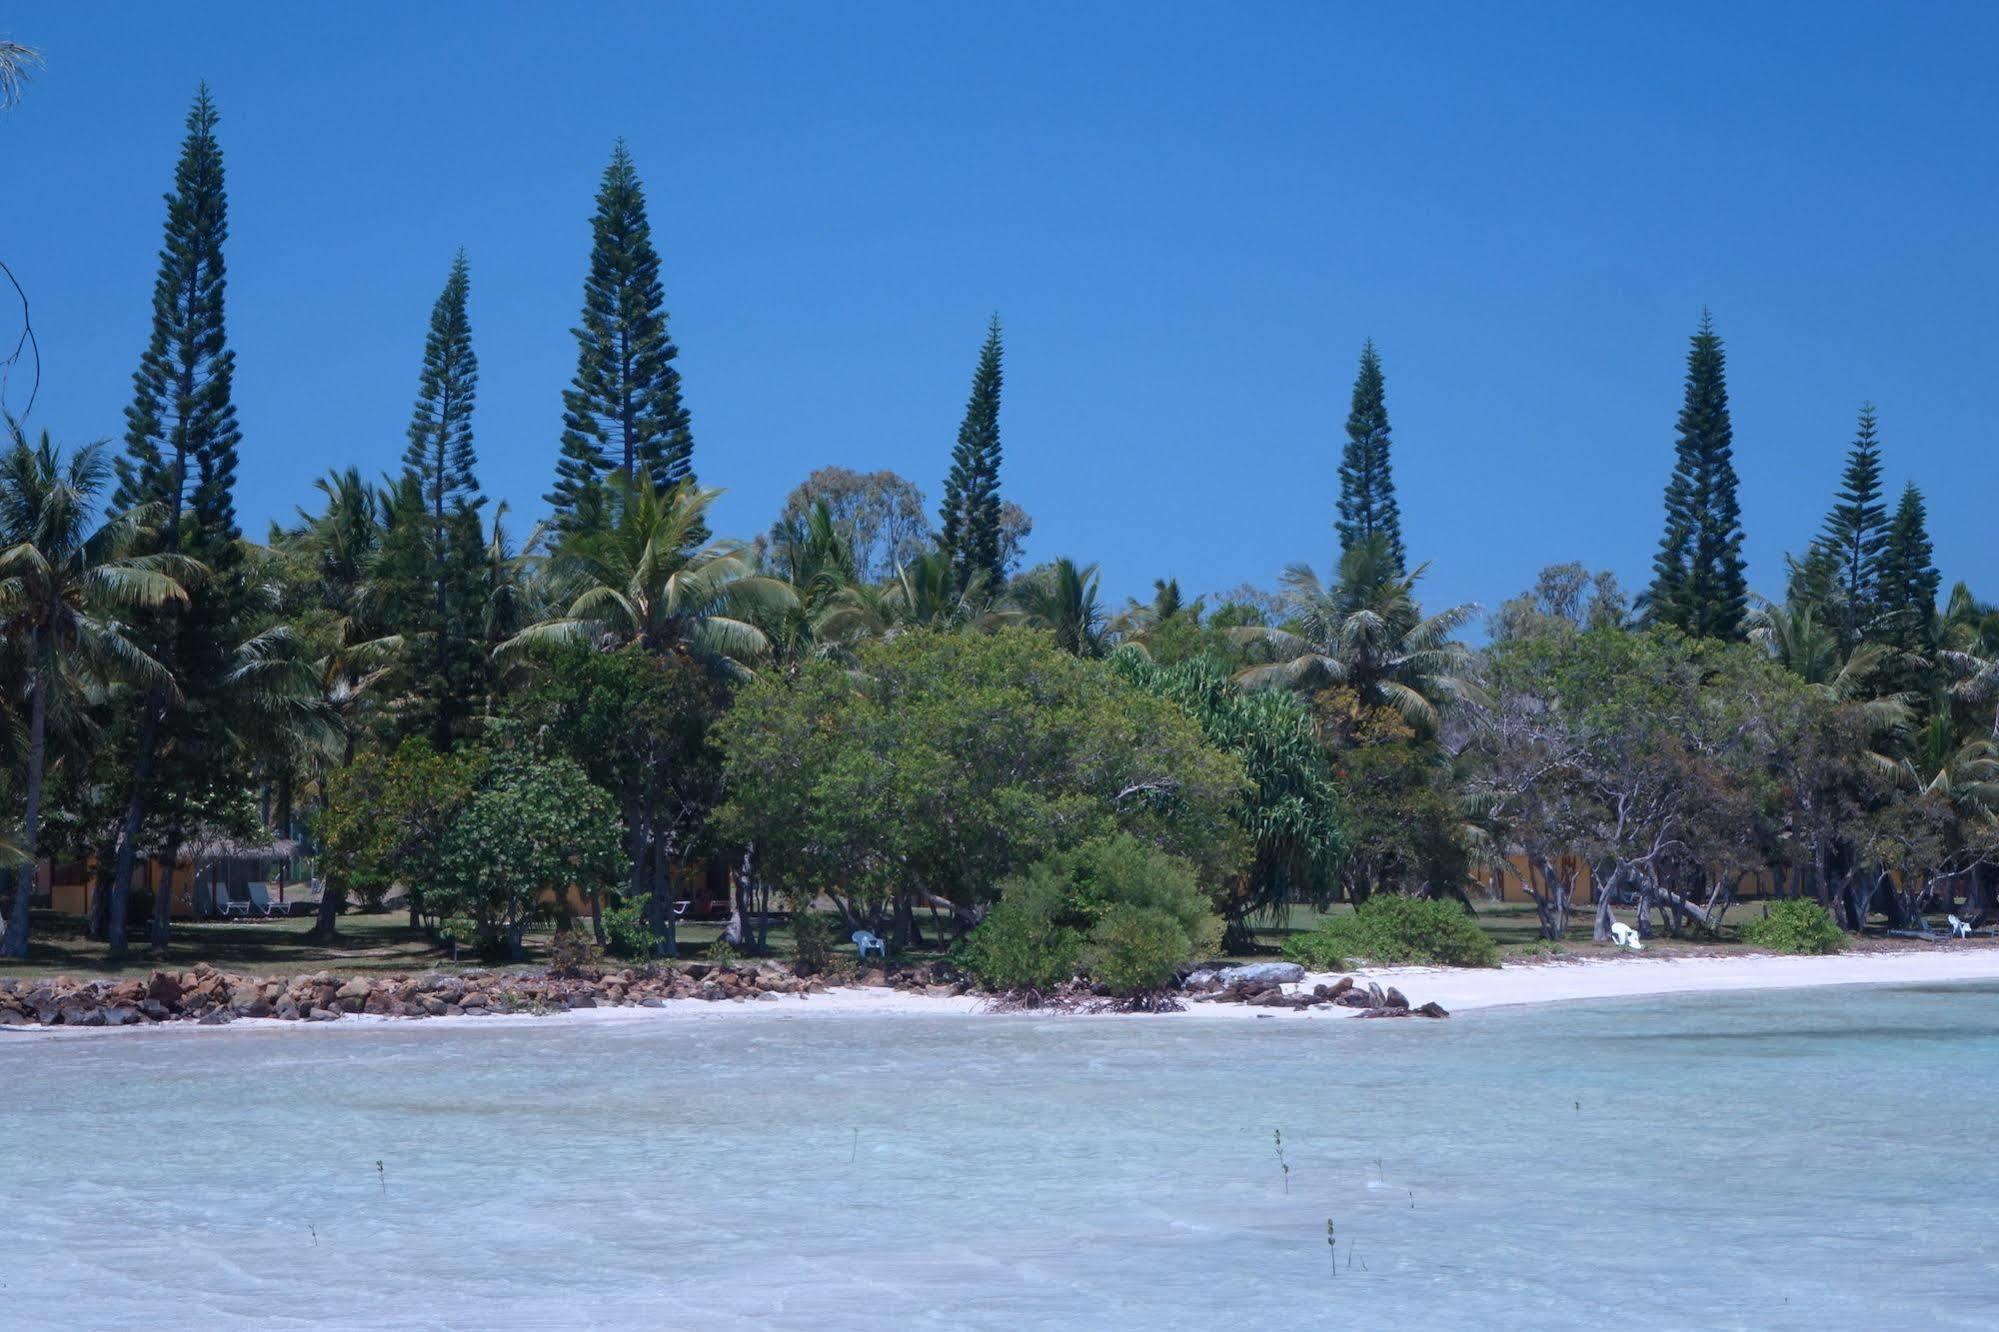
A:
[5,64,1999,997]
[7,940,1999,1037]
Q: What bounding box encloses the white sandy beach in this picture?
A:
[13,945,1999,1040]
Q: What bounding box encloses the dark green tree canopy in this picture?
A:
[547,141,693,527]
[1336,340,1404,573]
[1877,481,1940,654]
[938,316,1005,595]
[1647,312,1747,640]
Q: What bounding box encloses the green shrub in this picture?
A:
[604,899,655,958]
[788,909,839,975]
[957,900,1082,991]
[1740,899,1846,955]
[1283,894,1500,969]
[959,834,1222,996]
[548,930,602,977]
[1085,903,1193,994]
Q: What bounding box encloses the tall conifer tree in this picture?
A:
[938,316,1005,594]
[1646,312,1747,640]
[1811,403,1888,648]
[547,142,692,529]
[105,85,245,953]
[1336,340,1404,573]
[1877,481,1939,654]
[399,253,484,749]
[404,252,479,530]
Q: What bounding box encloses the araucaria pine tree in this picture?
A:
[1876,481,1940,655]
[404,252,480,531]
[1811,403,1888,648]
[105,85,247,953]
[1336,340,1404,573]
[546,141,693,529]
[938,316,1006,594]
[398,252,486,749]
[1646,312,1748,640]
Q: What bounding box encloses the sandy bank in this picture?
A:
[9,945,1999,1042]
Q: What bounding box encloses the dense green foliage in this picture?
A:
[716,629,1245,947]
[959,835,1221,996]
[1739,899,1847,955]
[1283,895,1499,969]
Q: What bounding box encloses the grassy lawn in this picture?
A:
[0,908,843,983]
[0,896,1869,983]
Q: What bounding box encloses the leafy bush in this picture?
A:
[603,899,655,958]
[787,909,840,976]
[958,900,1082,991]
[1740,899,1846,955]
[1085,903,1193,994]
[1283,894,1499,969]
[959,834,1221,996]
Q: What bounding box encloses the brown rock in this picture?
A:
[1383,986,1410,1010]
[421,996,449,1016]
[1416,1001,1450,1019]
[305,1006,340,1022]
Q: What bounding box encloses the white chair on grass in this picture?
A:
[1609,922,1645,951]
[852,930,887,961]
[1948,914,1972,939]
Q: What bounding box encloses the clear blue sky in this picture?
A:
[6,2,1995,617]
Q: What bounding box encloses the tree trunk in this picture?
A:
[0,664,50,958]
[311,880,344,941]
[148,836,181,952]
[107,687,168,958]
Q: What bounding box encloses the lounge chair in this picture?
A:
[248,883,286,918]
[217,884,256,919]
[852,930,887,960]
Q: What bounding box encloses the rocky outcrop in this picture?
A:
[1185,969,1449,1018]
[0,958,970,1030]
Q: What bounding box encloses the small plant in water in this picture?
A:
[1273,1129,1290,1193]
[376,1160,386,1198]
[1325,1219,1336,1275]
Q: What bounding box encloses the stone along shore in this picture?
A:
[0,959,978,1028]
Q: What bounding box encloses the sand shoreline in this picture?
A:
[8,945,1999,1041]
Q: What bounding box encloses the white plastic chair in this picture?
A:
[852,930,887,960]
[1948,914,1972,939]
[1609,922,1645,951]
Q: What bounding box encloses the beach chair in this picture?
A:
[248,883,285,918]
[1609,922,1645,951]
[217,884,256,919]
[852,930,887,961]
[1948,914,1972,939]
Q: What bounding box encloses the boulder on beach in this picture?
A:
[1215,962,1305,987]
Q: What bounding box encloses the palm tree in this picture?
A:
[1940,582,1999,740]
[1906,710,1999,812]
[1233,535,1477,733]
[1014,557,1108,657]
[0,428,191,958]
[501,473,794,676]
[1109,577,1197,654]
[1746,599,1913,762]
[0,39,39,109]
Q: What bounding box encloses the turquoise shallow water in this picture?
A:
[4,984,1998,1330]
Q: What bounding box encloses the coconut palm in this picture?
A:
[0,427,192,958]
[1014,557,1108,657]
[0,39,39,109]
[501,473,794,676]
[1746,599,1914,761]
[1906,709,1999,813]
[1232,535,1477,733]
